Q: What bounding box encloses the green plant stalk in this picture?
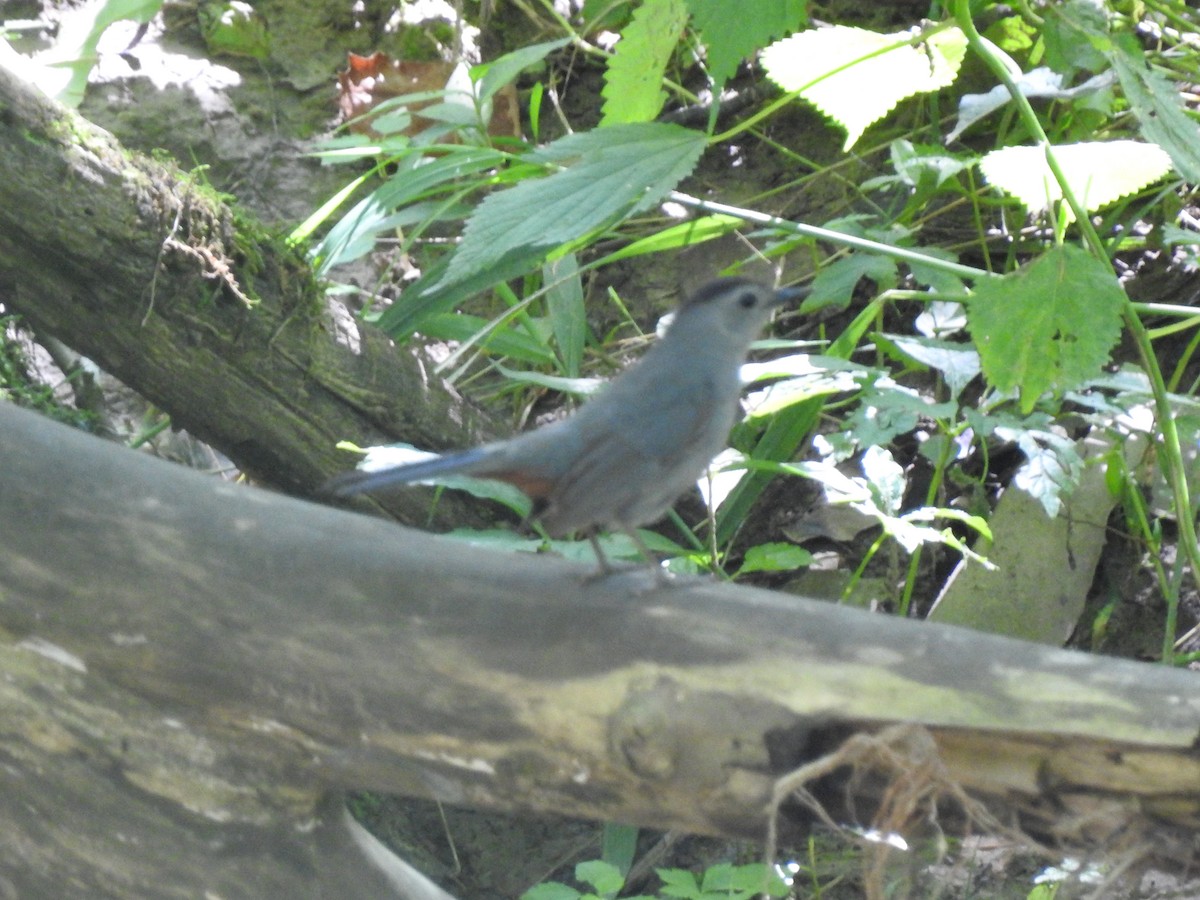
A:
[843,530,887,603]
[896,423,958,617]
[127,413,172,449]
[1117,454,1171,603]
[954,0,1199,661]
[1165,323,1200,392]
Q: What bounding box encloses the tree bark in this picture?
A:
[1,402,1198,897]
[0,63,490,529]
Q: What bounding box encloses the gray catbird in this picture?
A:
[327,277,798,574]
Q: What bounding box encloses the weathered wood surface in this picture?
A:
[1,402,1198,896]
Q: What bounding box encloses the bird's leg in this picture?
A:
[620,526,673,586]
[583,528,673,586]
[587,530,617,575]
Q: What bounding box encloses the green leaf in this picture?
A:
[544,254,588,378]
[804,252,897,312]
[600,823,639,876]
[889,139,970,189]
[862,445,904,515]
[582,0,635,33]
[418,315,559,367]
[436,123,707,291]
[473,37,571,105]
[656,868,701,898]
[737,542,812,575]
[761,25,967,149]
[742,354,873,418]
[978,141,1172,220]
[1107,37,1200,183]
[723,863,791,896]
[997,425,1083,518]
[1041,0,1109,76]
[698,861,779,898]
[878,334,980,399]
[198,1,270,60]
[575,860,625,895]
[908,249,969,297]
[967,245,1124,414]
[312,147,507,271]
[600,214,744,264]
[521,883,582,900]
[494,364,604,396]
[688,0,808,86]
[376,244,554,337]
[600,0,688,125]
[36,0,163,107]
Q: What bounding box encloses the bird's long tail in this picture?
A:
[323,447,493,498]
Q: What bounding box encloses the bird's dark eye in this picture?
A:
[738,291,757,309]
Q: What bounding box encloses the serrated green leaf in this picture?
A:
[1108,38,1200,183]
[804,252,897,313]
[436,123,706,290]
[967,245,1124,413]
[655,868,697,888]
[761,25,966,149]
[698,862,739,891]
[656,867,700,897]
[688,0,807,86]
[600,0,688,125]
[1042,0,1109,75]
[979,141,1172,220]
[575,859,624,894]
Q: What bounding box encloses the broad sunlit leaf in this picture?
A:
[762,24,966,149]
[979,141,1172,219]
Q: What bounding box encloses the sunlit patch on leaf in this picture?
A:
[761,24,967,149]
[978,141,1172,220]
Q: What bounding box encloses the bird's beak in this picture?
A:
[773,285,809,308]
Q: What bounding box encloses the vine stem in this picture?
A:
[953,0,1198,662]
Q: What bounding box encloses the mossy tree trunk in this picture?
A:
[0,64,489,528]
